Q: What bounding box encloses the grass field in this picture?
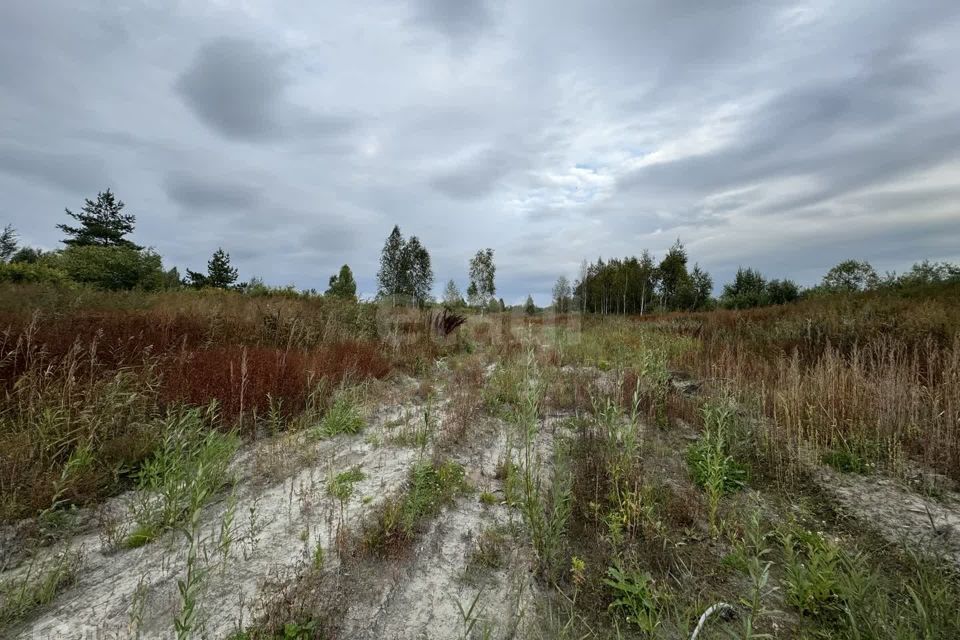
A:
[2,282,959,639]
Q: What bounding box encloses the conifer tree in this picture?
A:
[58,189,141,249]
[327,264,358,300]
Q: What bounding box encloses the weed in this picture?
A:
[687,400,746,535]
[0,548,84,625]
[313,390,364,438]
[360,459,467,555]
[822,448,869,474]
[327,467,365,503]
[126,404,238,547]
[604,565,663,635]
[780,527,851,618]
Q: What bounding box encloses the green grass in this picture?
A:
[0,549,84,625]
[327,467,365,502]
[313,392,365,439]
[124,405,238,547]
[360,460,467,555]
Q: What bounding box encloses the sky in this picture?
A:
[2,1,959,304]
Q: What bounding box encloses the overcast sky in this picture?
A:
[2,1,959,303]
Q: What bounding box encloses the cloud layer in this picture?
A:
[2,0,959,302]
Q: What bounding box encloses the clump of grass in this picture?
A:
[125,404,238,547]
[359,459,467,556]
[463,526,510,585]
[479,491,498,506]
[313,391,365,439]
[0,548,84,625]
[327,467,365,502]
[822,448,869,474]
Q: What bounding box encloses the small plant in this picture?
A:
[361,460,467,554]
[479,491,498,506]
[730,509,779,639]
[0,548,85,625]
[314,391,365,438]
[604,565,662,635]
[687,401,745,535]
[780,527,849,618]
[126,405,238,547]
[327,467,365,503]
[822,448,868,474]
[464,527,510,584]
[312,542,325,570]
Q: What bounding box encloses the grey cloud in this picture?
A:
[410,0,496,42]
[163,173,263,211]
[175,38,289,141]
[0,144,108,193]
[430,148,528,200]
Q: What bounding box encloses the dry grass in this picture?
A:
[0,286,452,523]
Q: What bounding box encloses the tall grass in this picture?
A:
[0,286,421,523]
[640,286,960,481]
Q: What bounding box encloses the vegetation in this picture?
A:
[376,225,434,306]
[4,191,960,639]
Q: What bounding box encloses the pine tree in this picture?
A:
[524,294,537,316]
[0,225,17,262]
[58,189,141,249]
[327,264,358,300]
[206,248,238,289]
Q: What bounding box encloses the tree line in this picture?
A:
[3,188,958,311]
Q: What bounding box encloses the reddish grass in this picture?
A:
[159,341,391,422]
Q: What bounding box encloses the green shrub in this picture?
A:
[604,565,663,634]
[126,405,238,547]
[49,245,167,290]
[0,262,70,285]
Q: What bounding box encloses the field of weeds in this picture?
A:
[2,283,960,639]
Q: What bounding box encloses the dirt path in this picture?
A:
[816,468,960,570]
[8,391,430,639]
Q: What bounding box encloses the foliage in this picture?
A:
[721,267,800,309]
[126,405,238,547]
[206,248,239,289]
[376,225,433,306]
[326,264,357,300]
[10,246,44,264]
[314,392,365,438]
[327,467,365,502]
[443,279,465,307]
[524,294,537,315]
[0,261,70,285]
[0,224,17,262]
[552,276,572,313]
[574,242,712,314]
[687,401,746,534]
[821,259,879,293]
[604,565,662,634]
[468,248,496,307]
[58,189,141,249]
[49,245,166,290]
[0,548,84,625]
[361,460,466,554]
